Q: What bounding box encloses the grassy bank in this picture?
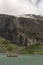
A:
[0,37,19,53]
[19,43,43,55]
[0,37,43,55]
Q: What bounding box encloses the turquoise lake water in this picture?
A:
[0,53,43,65]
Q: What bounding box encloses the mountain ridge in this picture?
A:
[0,14,43,45]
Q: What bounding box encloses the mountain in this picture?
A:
[19,14,43,33]
[0,14,43,45]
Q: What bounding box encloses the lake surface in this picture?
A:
[0,53,43,65]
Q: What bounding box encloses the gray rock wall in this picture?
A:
[0,14,43,46]
[0,14,17,43]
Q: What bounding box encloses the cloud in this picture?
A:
[0,0,43,16]
[29,0,40,5]
[37,0,43,16]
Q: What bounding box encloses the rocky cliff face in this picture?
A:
[19,14,43,33]
[0,14,43,45]
[0,14,18,43]
[18,14,43,40]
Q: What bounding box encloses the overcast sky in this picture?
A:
[0,0,43,16]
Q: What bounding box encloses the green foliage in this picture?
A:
[7,46,13,52]
[19,43,43,55]
[0,37,19,52]
[0,37,43,55]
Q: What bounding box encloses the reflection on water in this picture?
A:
[0,53,43,65]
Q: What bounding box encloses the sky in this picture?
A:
[0,0,43,16]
